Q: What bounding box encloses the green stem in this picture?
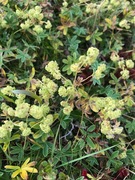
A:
[51,124,60,160]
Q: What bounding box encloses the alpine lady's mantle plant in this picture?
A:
[0,0,135,179]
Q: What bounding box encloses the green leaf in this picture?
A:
[3,142,10,152]
[16,49,31,63]
[68,36,80,53]
[43,143,49,157]
[110,73,119,85]
[58,172,70,180]
[33,130,43,139]
[78,139,85,150]
[76,177,84,180]
[62,141,71,152]
[87,156,99,166]
[111,160,123,169]
[37,175,43,180]
[0,172,4,177]
[31,144,41,151]
[10,147,22,154]
[111,151,119,159]
[60,120,67,129]
[87,125,96,132]
[10,134,20,141]
[89,132,100,138]
[73,27,87,36]
[97,85,120,98]
[86,137,96,149]
[125,121,135,133]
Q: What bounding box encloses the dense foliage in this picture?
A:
[0,0,135,179]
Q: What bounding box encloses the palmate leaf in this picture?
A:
[16,49,31,63]
[62,52,78,75]
[125,120,135,133]
[97,85,120,98]
[68,36,81,53]
[73,27,87,36]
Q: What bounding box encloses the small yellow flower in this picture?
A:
[5,158,38,180]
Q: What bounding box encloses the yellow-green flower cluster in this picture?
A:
[15,103,30,118]
[58,84,77,100]
[17,122,31,137]
[7,107,15,116]
[119,19,130,29]
[58,86,68,97]
[118,60,125,69]
[110,52,120,62]
[70,47,99,73]
[118,59,134,79]
[108,0,120,9]
[29,104,50,119]
[118,151,127,159]
[124,96,134,107]
[29,105,44,119]
[16,6,43,20]
[101,120,123,139]
[1,103,15,116]
[0,10,8,28]
[40,114,54,133]
[70,63,81,73]
[63,105,73,115]
[45,20,52,29]
[126,59,134,69]
[45,61,61,80]
[67,86,76,98]
[0,126,7,139]
[28,6,43,20]
[108,0,130,11]
[20,19,31,30]
[33,25,43,34]
[0,19,7,28]
[118,59,134,69]
[15,94,26,105]
[60,101,73,115]
[85,3,97,14]
[16,5,44,33]
[39,76,58,101]
[102,109,122,120]
[93,63,106,80]
[62,0,68,8]
[89,97,123,120]
[1,85,15,96]
[120,69,130,79]
[1,103,10,115]
[0,120,14,138]
[86,47,99,65]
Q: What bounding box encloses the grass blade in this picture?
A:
[12,90,42,104]
[57,145,117,168]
